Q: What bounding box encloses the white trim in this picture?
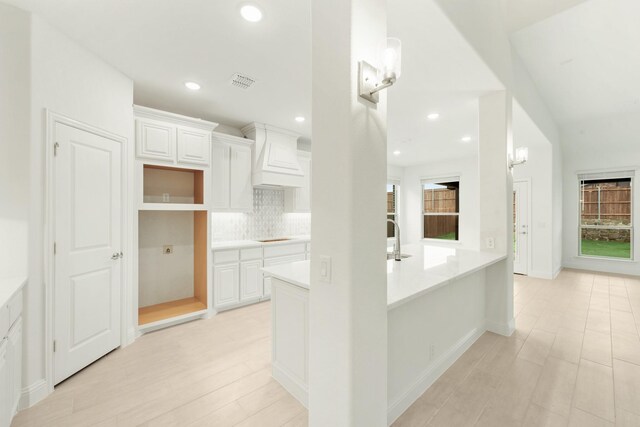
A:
[386,327,484,426]
[18,379,49,410]
[514,178,532,276]
[486,318,515,336]
[272,363,309,408]
[44,110,130,395]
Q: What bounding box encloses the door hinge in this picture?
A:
[53,242,56,255]
[54,142,60,156]
[53,340,57,352]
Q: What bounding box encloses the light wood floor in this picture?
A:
[13,269,640,427]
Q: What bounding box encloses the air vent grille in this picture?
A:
[230,73,256,90]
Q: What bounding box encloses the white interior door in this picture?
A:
[53,122,122,384]
[513,181,529,275]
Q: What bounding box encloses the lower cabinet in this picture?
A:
[0,339,8,427]
[240,260,263,302]
[7,318,22,417]
[213,263,240,308]
[1,287,23,427]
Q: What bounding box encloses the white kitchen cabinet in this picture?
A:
[134,105,217,167]
[211,132,253,212]
[7,318,21,417]
[240,260,263,301]
[177,127,211,166]
[285,152,311,213]
[136,118,175,162]
[211,142,230,209]
[214,264,240,308]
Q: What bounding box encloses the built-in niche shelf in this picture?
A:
[142,164,204,205]
[138,210,208,327]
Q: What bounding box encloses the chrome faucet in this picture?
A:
[387,219,402,261]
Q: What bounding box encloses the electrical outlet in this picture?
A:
[162,193,170,202]
[163,245,173,254]
[486,237,495,249]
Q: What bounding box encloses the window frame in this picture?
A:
[421,176,461,243]
[577,170,634,261]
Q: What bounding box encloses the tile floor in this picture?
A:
[12,269,640,426]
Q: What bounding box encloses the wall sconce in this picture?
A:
[358,37,402,104]
[510,147,529,169]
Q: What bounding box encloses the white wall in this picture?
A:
[23,15,134,404]
[561,112,640,275]
[0,4,30,279]
[401,157,479,249]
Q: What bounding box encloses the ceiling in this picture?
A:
[8,0,505,166]
[505,0,588,32]
[510,0,640,125]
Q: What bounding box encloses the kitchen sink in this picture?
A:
[387,253,412,260]
[257,238,292,243]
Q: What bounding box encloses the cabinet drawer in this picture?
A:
[263,253,307,267]
[241,247,262,261]
[214,250,239,264]
[7,291,22,327]
[263,243,306,259]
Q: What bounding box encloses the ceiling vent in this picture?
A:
[230,73,256,90]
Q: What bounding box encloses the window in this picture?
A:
[387,183,398,238]
[579,171,633,259]
[422,178,460,241]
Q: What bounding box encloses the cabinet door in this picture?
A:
[211,142,230,210]
[214,264,239,308]
[7,318,21,417]
[136,118,175,161]
[240,260,263,301]
[177,127,211,166]
[0,341,8,427]
[229,145,253,212]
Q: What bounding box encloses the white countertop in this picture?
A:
[0,276,27,307]
[211,235,310,250]
[261,243,506,310]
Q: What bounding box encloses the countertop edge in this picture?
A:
[212,236,311,250]
[263,270,310,290]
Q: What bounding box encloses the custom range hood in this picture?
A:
[241,122,304,188]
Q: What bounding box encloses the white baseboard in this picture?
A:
[553,266,562,279]
[272,363,308,409]
[528,270,554,280]
[19,378,50,410]
[485,318,515,336]
[386,327,485,426]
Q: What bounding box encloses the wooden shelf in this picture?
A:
[139,203,208,211]
[138,297,207,325]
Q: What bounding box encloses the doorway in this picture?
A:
[513,180,529,275]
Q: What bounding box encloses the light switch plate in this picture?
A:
[319,255,332,284]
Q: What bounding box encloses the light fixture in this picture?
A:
[461,136,472,143]
[240,4,263,22]
[184,81,201,91]
[358,37,402,104]
[427,113,440,120]
[393,150,401,156]
[510,147,529,169]
[295,116,305,123]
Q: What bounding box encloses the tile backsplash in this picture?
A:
[211,188,311,241]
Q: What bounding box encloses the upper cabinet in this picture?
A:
[285,151,312,213]
[134,105,218,167]
[211,132,254,213]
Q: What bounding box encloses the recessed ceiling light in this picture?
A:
[240,5,263,22]
[393,150,401,156]
[427,113,440,120]
[184,81,201,91]
[461,136,472,143]
[295,116,305,123]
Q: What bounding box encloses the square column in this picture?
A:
[310,0,388,425]
[479,91,515,336]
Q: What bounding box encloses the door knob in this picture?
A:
[111,253,120,260]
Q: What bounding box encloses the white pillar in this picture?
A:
[310,0,388,425]
[479,91,515,336]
